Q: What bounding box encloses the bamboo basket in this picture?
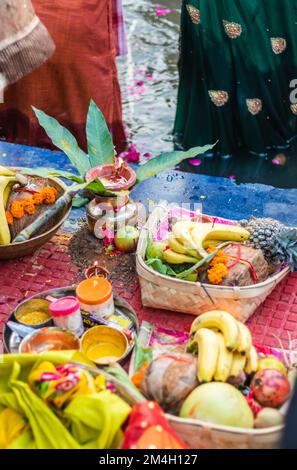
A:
[94,364,284,449]
[136,202,290,323]
[166,415,283,449]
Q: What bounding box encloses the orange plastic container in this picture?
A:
[76,277,114,320]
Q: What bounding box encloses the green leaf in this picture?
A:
[19,167,84,183]
[72,196,89,208]
[86,100,115,167]
[133,338,153,373]
[85,178,119,197]
[32,107,91,176]
[136,143,217,183]
[145,258,177,277]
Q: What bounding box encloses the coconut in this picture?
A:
[140,353,198,414]
[180,382,254,429]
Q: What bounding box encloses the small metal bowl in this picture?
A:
[15,299,53,329]
[19,327,80,354]
[80,325,129,366]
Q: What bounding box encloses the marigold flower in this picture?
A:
[32,193,44,205]
[209,251,228,267]
[10,201,25,219]
[23,201,36,215]
[5,211,13,225]
[207,263,228,285]
[41,187,58,204]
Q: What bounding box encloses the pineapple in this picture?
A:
[240,217,287,262]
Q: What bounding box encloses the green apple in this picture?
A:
[115,226,140,253]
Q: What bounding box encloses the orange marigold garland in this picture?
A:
[23,198,36,216]
[10,201,25,219]
[207,246,229,285]
[41,187,58,204]
[32,192,44,205]
[7,186,57,225]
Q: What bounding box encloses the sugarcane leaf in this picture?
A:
[86,100,115,167]
[136,143,216,183]
[32,107,91,176]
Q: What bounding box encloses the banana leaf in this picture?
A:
[86,100,115,167]
[32,107,91,177]
[136,143,216,183]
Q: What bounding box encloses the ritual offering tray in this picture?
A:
[3,286,139,363]
[0,167,72,260]
[136,202,292,322]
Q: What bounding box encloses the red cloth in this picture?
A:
[121,402,189,450]
[0,0,126,153]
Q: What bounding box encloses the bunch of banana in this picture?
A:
[0,166,18,245]
[172,221,250,259]
[187,310,258,383]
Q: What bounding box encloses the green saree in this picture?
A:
[174,0,297,156]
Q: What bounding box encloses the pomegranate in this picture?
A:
[251,369,291,408]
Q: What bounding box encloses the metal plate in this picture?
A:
[3,286,139,362]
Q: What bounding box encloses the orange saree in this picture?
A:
[0,0,126,153]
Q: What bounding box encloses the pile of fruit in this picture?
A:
[137,310,295,430]
[145,213,297,285]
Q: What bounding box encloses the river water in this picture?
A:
[118,1,297,189]
[118,0,180,156]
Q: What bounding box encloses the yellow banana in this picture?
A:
[245,345,259,375]
[230,352,247,377]
[191,223,250,258]
[0,165,15,177]
[190,310,239,351]
[163,248,199,265]
[3,185,11,209]
[168,235,201,259]
[195,328,220,382]
[214,332,233,382]
[172,221,197,249]
[0,176,16,245]
[236,321,252,355]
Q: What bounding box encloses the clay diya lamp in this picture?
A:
[84,262,110,280]
[85,160,139,237]
[85,159,136,195]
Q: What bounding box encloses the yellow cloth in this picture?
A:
[0,352,131,449]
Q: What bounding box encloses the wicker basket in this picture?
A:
[136,202,290,322]
[166,415,283,449]
[101,363,284,449]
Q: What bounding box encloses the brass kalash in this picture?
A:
[85,158,146,239]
